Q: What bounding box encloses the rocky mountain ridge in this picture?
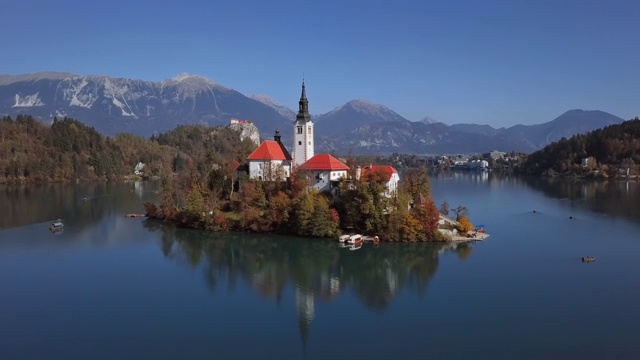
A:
[0,72,291,137]
[0,72,628,154]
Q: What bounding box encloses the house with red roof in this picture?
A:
[298,154,350,193]
[246,131,292,181]
[359,165,400,198]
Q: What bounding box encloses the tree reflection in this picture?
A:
[522,176,640,221]
[142,221,473,347]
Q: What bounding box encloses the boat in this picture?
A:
[362,235,379,243]
[338,234,351,243]
[581,256,596,263]
[349,242,362,251]
[49,221,64,232]
[347,234,362,244]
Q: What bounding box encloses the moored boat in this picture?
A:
[338,234,351,243]
[362,235,379,243]
[348,234,362,244]
[50,221,64,232]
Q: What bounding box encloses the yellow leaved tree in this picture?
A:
[457,216,474,233]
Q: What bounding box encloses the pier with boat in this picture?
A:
[338,234,379,250]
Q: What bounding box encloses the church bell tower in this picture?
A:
[293,80,314,167]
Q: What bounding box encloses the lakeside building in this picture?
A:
[246,131,292,181]
[298,153,350,194]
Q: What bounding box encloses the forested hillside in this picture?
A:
[521,118,640,176]
[0,115,254,183]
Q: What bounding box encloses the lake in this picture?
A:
[1,173,640,359]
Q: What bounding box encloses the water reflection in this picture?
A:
[142,220,473,348]
[430,170,640,223]
[521,176,640,221]
[0,181,159,229]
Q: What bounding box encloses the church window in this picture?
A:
[308,126,312,133]
[297,126,303,134]
[308,141,311,145]
[298,141,302,145]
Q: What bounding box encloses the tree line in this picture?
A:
[519,117,640,177]
[0,115,253,184]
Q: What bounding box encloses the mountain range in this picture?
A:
[0,72,627,154]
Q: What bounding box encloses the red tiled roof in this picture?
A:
[247,140,289,161]
[299,154,349,171]
[363,165,398,181]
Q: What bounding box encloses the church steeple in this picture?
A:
[292,80,314,167]
[296,80,311,123]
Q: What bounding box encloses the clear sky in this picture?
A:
[2,0,638,127]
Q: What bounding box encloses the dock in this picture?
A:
[125,213,145,218]
[450,231,490,242]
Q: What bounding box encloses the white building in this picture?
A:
[246,131,292,181]
[134,162,145,175]
[298,154,349,193]
[469,159,489,169]
[292,81,314,167]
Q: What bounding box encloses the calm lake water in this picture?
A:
[2,173,640,359]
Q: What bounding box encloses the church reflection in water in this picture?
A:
[143,220,474,348]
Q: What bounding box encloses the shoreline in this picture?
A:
[449,231,490,243]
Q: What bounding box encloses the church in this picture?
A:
[244,81,399,197]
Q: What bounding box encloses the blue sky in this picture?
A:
[2,0,638,127]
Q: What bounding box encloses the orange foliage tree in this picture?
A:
[457,216,474,233]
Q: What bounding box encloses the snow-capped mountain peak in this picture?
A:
[171,73,208,82]
[0,71,292,136]
[419,116,441,125]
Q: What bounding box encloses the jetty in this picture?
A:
[125,213,145,218]
[449,230,490,242]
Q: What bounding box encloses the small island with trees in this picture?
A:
[143,157,479,243]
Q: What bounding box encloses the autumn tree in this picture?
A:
[290,190,314,235]
[412,198,441,241]
[383,192,411,241]
[269,191,292,230]
[457,216,474,233]
[159,177,179,219]
[309,194,341,238]
[237,180,269,232]
[339,179,385,233]
[400,166,431,200]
